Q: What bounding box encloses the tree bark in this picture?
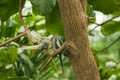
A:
[58,0,100,80]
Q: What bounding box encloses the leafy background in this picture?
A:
[0,0,120,80]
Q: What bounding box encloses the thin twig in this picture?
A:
[40,57,53,71]
[88,24,99,33]
[18,0,37,43]
[22,15,32,17]
[0,32,27,47]
[96,36,120,53]
[88,15,120,33]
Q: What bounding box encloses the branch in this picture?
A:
[19,0,28,30]
[18,43,43,52]
[19,0,37,43]
[16,40,67,71]
[0,32,27,47]
[40,42,67,71]
[51,42,67,57]
[88,15,120,33]
[18,41,66,52]
[0,0,37,47]
[96,36,120,53]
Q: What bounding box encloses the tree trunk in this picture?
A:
[58,0,100,80]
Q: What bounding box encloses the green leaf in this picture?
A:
[7,46,18,64]
[0,48,11,64]
[3,20,17,38]
[0,0,25,22]
[88,0,118,14]
[49,60,57,72]
[0,72,7,80]
[45,4,64,36]
[19,53,33,71]
[115,0,120,3]
[86,3,95,24]
[0,48,8,64]
[111,0,120,16]
[0,46,18,64]
[0,31,2,39]
[30,0,57,15]
[24,14,45,31]
[14,53,34,77]
[87,3,95,17]
[101,21,120,36]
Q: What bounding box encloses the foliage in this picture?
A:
[0,0,120,80]
[88,0,118,14]
[0,46,18,80]
[30,0,57,15]
[101,21,120,36]
[0,0,25,22]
